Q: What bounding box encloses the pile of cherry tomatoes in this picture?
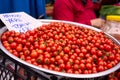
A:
[108,68,120,80]
[1,22,120,74]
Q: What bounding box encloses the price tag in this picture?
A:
[0,12,42,33]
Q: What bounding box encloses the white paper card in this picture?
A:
[0,12,42,33]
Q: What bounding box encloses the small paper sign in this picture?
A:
[0,12,42,33]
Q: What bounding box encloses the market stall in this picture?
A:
[0,2,120,79]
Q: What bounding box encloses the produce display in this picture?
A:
[1,22,120,74]
[106,15,120,22]
[100,5,120,16]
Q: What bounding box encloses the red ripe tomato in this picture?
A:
[90,48,97,55]
[79,63,85,70]
[25,42,31,47]
[75,48,80,54]
[79,53,84,58]
[64,47,70,53]
[49,64,55,70]
[1,35,7,41]
[63,55,69,62]
[92,67,97,73]
[57,59,64,65]
[8,37,14,43]
[97,50,103,57]
[86,58,92,63]
[39,44,46,50]
[86,63,92,70]
[105,45,112,51]
[51,46,57,51]
[98,60,104,66]
[67,69,73,73]
[30,50,38,58]
[44,52,51,58]
[10,42,17,49]
[107,63,113,69]
[16,38,22,44]
[73,64,79,70]
[74,59,80,64]
[55,55,61,61]
[66,63,72,69]
[66,34,73,40]
[59,51,64,57]
[20,55,25,60]
[36,56,44,63]
[46,47,51,52]
[84,70,89,74]
[44,58,50,65]
[19,33,26,39]
[36,49,43,55]
[43,65,49,69]
[50,57,55,64]
[21,39,27,44]
[23,50,30,56]
[54,35,60,40]
[70,55,76,60]
[12,51,19,57]
[26,56,31,60]
[98,65,104,72]
[59,63,65,69]
[26,60,32,64]
[16,44,22,52]
[99,45,104,50]
[109,54,115,61]
[29,30,36,36]
[54,67,61,72]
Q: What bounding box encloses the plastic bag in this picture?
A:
[101,20,120,41]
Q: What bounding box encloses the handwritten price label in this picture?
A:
[0,12,42,33]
